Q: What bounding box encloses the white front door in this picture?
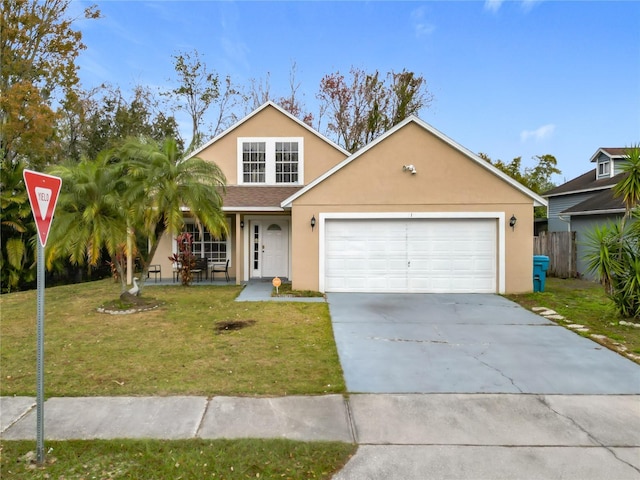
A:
[263,222,288,277]
[250,220,289,279]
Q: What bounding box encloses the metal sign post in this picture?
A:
[36,241,45,464]
[23,169,62,466]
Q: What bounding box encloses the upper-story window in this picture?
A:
[597,159,610,178]
[238,137,303,185]
[242,141,266,183]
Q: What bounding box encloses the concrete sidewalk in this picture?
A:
[2,394,639,479]
[235,280,326,302]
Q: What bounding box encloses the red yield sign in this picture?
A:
[23,169,62,247]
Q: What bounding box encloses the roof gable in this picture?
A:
[589,147,628,163]
[189,101,349,158]
[282,116,547,208]
[545,147,631,198]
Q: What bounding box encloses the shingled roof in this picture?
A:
[220,186,303,211]
[561,188,625,216]
[590,147,629,162]
[544,169,624,197]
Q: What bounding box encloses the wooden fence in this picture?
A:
[533,231,577,278]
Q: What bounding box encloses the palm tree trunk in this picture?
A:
[135,224,166,294]
[126,225,134,286]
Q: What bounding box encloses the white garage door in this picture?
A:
[324,218,497,293]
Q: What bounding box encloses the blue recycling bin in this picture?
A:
[533,255,550,292]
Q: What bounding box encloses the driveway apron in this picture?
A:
[327,293,640,394]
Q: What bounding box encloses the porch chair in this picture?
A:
[192,257,208,282]
[211,259,230,282]
[147,264,161,283]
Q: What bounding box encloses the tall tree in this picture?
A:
[1,0,99,291]
[390,70,433,126]
[317,67,433,152]
[479,153,560,218]
[164,50,237,153]
[1,0,100,169]
[246,62,314,126]
[62,84,183,162]
[478,153,527,185]
[527,154,562,194]
[247,72,273,112]
[277,62,314,126]
[210,75,243,137]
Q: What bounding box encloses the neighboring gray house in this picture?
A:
[544,148,628,278]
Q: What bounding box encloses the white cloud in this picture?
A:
[484,0,504,13]
[521,124,556,142]
[521,0,543,13]
[221,37,250,72]
[484,0,543,14]
[411,6,436,37]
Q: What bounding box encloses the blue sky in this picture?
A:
[73,0,640,185]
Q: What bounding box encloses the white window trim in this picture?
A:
[598,160,611,178]
[176,218,232,266]
[237,137,304,185]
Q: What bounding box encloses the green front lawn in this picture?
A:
[0,280,345,397]
[507,277,640,362]
[0,439,356,480]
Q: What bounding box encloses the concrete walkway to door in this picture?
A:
[327,293,640,394]
[235,280,326,303]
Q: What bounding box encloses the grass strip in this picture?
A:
[0,439,357,479]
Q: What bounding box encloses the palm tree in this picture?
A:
[47,151,130,290]
[613,144,640,220]
[118,137,227,291]
[0,159,37,292]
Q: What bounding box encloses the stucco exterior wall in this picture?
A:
[151,231,174,281]
[195,105,347,185]
[290,122,536,294]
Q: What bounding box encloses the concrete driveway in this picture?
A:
[327,293,640,394]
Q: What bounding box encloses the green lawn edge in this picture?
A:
[0,439,357,480]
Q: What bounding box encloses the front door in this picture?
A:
[263,222,287,277]
[250,220,289,278]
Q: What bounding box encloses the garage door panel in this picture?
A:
[325,218,497,293]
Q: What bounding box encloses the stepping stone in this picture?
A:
[619,320,640,329]
[545,314,566,321]
[567,324,585,329]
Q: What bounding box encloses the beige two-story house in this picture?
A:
[151,102,546,294]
